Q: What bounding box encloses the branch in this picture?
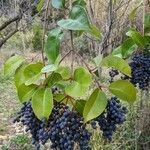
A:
[0,28,18,47]
[0,15,21,31]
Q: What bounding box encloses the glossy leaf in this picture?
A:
[109,80,137,103]
[14,64,26,88]
[83,89,107,123]
[41,64,57,73]
[4,55,25,76]
[44,72,62,87]
[74,67,92,86]
[58,5,90,31]
[24,63,43,85]
[65,82,87,97]
[101,55,131,77]
[56,66,71,80]
[126,30,145,47]
[112,38,138,58]
[45,28,63,63]
[65,67,92,97]
[32,88,53,120]
[52,0,65,9]
[75,100,86,115]
[17,84,37,103]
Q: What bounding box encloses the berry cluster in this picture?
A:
[124,53,150,90]
[91,97,127,141]
[14,102,91,150]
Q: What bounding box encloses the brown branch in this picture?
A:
[0,15,21,31]
[0,28,18,47]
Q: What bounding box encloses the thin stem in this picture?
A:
[70,31,74,73]
[59,50,72,64]
[42,0,50,78]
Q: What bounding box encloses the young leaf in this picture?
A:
[55,66,71,80]
[58,5,91,31]
[45,28,63,63]
[24,62,43,86]
[41,64,58,73]
[65,82,87,97]
[17,84,37,103]
[126,30,145,47]
[4,55,25,76]
[52,0,65,9]
[83,89,107,123]
[74,67,92,86]
[112,38,138,58]
[44,72,62,87]
[75,100,86,115]
[14,64,26,88]
[109,80,137,103]
[101,55,131,77]
[65,67,92,98]
[32,88,53,120]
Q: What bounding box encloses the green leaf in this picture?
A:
[144,36,150,46]
[73,0,86,7]
[52,0,65,9]
[75,100,86,115]
[32,88,53,120]
[44,72,62,87]
[87,25,102,40]
[41,64,58,73]
[109,80,137,103]
[14,64,26,88]
[65,67,92,98]
[101,55,131,77]
[45,28,63,63]
[83,89,107,123]
[126,30,145,47]
[58,5,90,31]
[58,19,90,31]
[17,84,37,103]
[24,63,43,85]
[93,55,103,67]
[65,82,87,97]
[56,66,71,80]
[112,38,138,58]
[144,13,150,34]
[37,0,45,12]
[4,55,25,76]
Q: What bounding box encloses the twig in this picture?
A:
[42,0,50,78]
[59,50,72,64]
[70,31,74,73]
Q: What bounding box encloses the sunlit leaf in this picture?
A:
[4,55,25,76]
[32,88,53,120]
[101,55,131,77]
[17,84,37,103]
[109,80,137,103]
[83,89,107,122]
